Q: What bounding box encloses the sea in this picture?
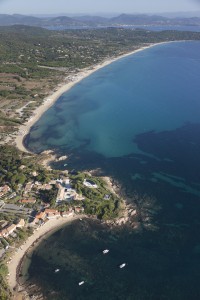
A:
[25,41,200,300]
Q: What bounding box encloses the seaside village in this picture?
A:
[0,165,120,258]
[0,172,112,260]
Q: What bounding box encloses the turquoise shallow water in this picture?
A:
[26,41,200,299]
[26,41,200,157]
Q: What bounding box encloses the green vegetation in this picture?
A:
[0,111,21,126]
[71,172,121,219]
[0,25,200,298]
[0,263,11,300]
[38,185,58,206]
[0,25,200,137]
[0,145,58,191]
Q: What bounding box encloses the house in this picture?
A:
[44,208,58,214]
[35,211,46,221]
[61,209,74,218]
[0,185,11,197]
[56,184,76,203]
[56,178,71,188]
[19,199,36,204]
[0,185,11,193]
[24,182,33,194]
[17,219,25,228]
[74,207,84,213]
[45,209,61,220]
[104,194,111,200]
[0,220,8,228]
[1,224,17,237]
[83,179,97,188]
[35,181,52,190]
[0,219,25,237]
[46,212,61,220]
[0,228,8,237]
[36,183,52,191]
[7,224,17,235]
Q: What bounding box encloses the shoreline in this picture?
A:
[14,41,170,153]
[7,214,82,294]
[8,40,177,298]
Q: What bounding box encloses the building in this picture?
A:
[61,209,74,218]
[56,183,76,203]
[74,206,84,213]
[24,182,33,194]
[44,209,61,220]
[104,194,111,200]
[0,185,11,197]
[46,211,61,220]
[17,219,25,228]
[35,211,46,221]
[83,179,98,188]
[0,219,25,237]
[19,199,36,204]
[35,182,52,190]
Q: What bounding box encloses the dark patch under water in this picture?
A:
[27,124,200,300]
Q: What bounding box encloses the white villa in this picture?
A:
[83,179,98,188]
[56,178,76,203]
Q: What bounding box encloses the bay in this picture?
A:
[25,41,200,299]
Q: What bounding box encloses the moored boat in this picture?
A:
[103,249,109,254]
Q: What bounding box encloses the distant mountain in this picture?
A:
[46,16,85,26]
[110,14,167,25]
[74,15,108,24]
[0,13,200,28]
[0,14,42,26]
[0,14,84,27]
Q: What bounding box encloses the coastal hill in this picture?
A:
[1,13,200,27]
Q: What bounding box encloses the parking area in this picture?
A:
[0,203,30,214]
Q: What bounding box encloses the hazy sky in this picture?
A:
[0,0,200,15]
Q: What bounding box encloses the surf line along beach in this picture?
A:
[14,41,171,153]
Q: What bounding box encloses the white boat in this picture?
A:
[55,269,60,273]
[103,249,109,254]
[119,263,126,269]
[79,281,85,286]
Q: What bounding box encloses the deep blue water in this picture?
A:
[26,41,200,299]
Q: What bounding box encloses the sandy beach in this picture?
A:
[8,41,171,298]
[14,42,168,153]
[7,215,81,291]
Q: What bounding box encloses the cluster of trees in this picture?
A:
[38,185,58,206]
[71,172,121,219]
[0,145,55,191]
[1,26,200,74]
